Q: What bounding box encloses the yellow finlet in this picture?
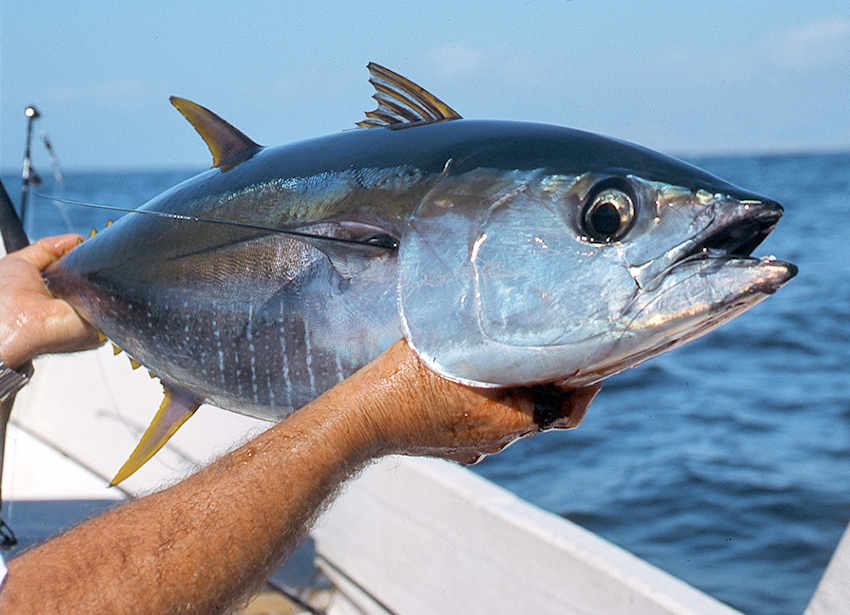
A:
[97,331,107,344]
[110,386,201,486]
[106,220,113,226]
[88,228,97,238]
[129,357,142,370]
[357,63,462,128]
[112,344,123,355]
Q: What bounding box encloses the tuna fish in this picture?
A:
[44,64,796,483]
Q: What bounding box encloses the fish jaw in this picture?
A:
[571,255,797,386]
[626,192,785,293]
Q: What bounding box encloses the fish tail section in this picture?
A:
[110,385,201,486]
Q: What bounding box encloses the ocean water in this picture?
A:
[2,151,848,614]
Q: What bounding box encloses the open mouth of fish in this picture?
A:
[687,200,782,262]
[632,199,796,293]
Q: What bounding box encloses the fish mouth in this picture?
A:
[672,197,799,290]
[682,199,783,262]
[631,198,796,291]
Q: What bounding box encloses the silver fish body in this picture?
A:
[42,65,796,484]
[45,64,796,484]
[46,118,794,420]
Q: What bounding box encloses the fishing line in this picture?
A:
[31,191,399,250]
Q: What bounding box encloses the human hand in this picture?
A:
[0,234,103,369]
[339,339,601,464]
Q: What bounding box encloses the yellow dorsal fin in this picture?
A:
[357,63,463,128]
[110,385,201,486]
[170,96,262,170]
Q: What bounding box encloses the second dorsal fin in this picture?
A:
[357,63,462,128]
[171,96,262,169]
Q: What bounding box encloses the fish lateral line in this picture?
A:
[31,191,399,251]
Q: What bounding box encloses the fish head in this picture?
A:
[398,146,797,388]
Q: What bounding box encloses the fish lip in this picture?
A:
[629,198,789,293]
[667,199,798,293]
[682,199,783,262]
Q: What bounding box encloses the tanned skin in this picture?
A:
[0,235,599,615]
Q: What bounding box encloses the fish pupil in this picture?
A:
[582,185,635,243]
[590,202,622,238]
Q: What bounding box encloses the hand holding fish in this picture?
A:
[352,339,601,464]
[0,234,102,369]
[41,64,795,483]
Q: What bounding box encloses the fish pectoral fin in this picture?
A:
[295,221,398,280]
[170,96,262,170]
[319,242,389,280]
[309,235,397,280]
[110,385,201,486]
[357,63,462,128]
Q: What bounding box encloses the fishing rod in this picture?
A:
[20,106,65,229]
[41,130,65,183]
[20,106,42,227]
[0,105,51,549]
[0,100,65,548]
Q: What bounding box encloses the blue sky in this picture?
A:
[2,1,849,172]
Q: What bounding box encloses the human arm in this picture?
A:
[0,338,598,615]
[0,235,600,615]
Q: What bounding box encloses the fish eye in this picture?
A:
[581,185,635,243]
